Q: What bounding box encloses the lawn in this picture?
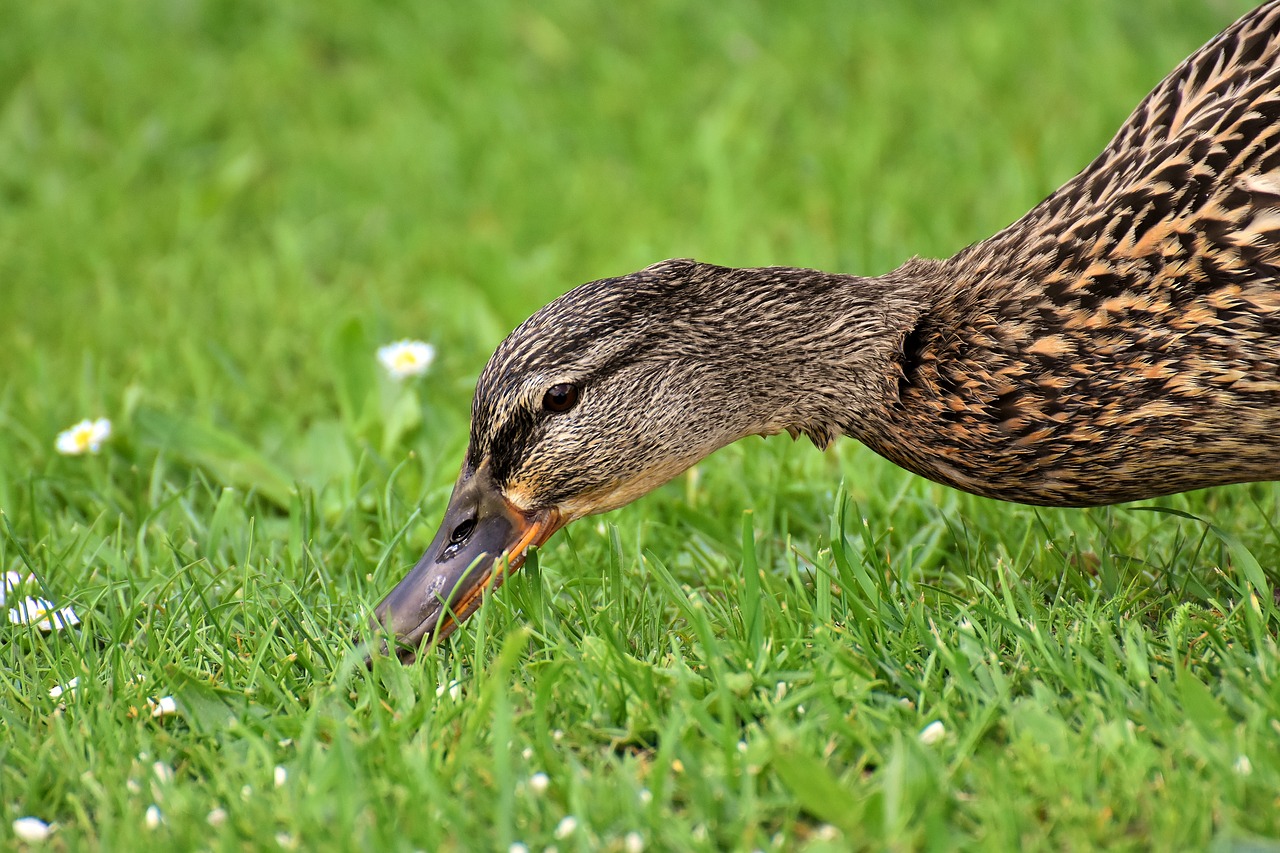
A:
[2,0,1278,849]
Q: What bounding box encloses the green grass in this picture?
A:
[2,0,1278,849]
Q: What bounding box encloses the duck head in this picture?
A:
[371,258,909,660]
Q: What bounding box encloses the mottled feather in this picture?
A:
[464,2,1280,519]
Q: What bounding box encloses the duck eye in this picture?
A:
[542,382,579,414]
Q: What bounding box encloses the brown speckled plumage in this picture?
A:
[469,1,1280,517]
[373,2,1280,652]
[868,0,1280,505]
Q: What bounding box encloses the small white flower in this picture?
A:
[8,597,80,632]
[377,340,435,380]
[554,816,578,839]
[207,808,228,827]
[1235,754,1253,776]
[56,418,112,455]
[145,804,162,829]
[152,761,174,784]
[49,677,79,700]
[528,772,550,795]
[241,785,253,801]
[624,831,645,852]
[0,571,31,605]
[149,696,178,718]
[275,832,298,849]
[509,845,529,853]
[434,680,462,701]
[637,788,652,805]
[12,817,52,842]
[274,766,287,788]
[919,720,946,745]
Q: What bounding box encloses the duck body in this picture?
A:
[883,0,1280,505]
[373,2,1280,656]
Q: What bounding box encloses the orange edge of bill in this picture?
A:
[428,510,562,644]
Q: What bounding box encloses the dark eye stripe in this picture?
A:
[484,407,536,483]
[469,347,641,476]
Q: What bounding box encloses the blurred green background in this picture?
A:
[0,0,1249,446]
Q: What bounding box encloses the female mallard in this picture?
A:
[374,3,1280,657]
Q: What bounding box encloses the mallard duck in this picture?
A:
[373,3,1280,658]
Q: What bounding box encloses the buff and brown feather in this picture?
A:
[370,2,1280,655]
[462,2,1280,528]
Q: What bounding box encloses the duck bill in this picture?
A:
[370,464,562,662]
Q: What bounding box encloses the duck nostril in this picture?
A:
[449,517,476,545]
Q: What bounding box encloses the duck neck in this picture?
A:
[690,260,935,451]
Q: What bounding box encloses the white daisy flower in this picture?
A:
[12,817,52,842]
[144,805,162,830]
[377,340,435,380]
[919,720,946,745]
[274,766,287,788]
[624,831,645,852]
[55,418,112,455]
[149,696,178,718]
[8,597,80,632]
[527,772,550,795]
[206,808,228,827]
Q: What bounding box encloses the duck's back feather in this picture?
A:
[866,2,1280,506]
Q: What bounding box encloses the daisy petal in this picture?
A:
[12,817,52,842]
[919,720,946,745]
[49,677,79,700]
[0,571,30,605]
